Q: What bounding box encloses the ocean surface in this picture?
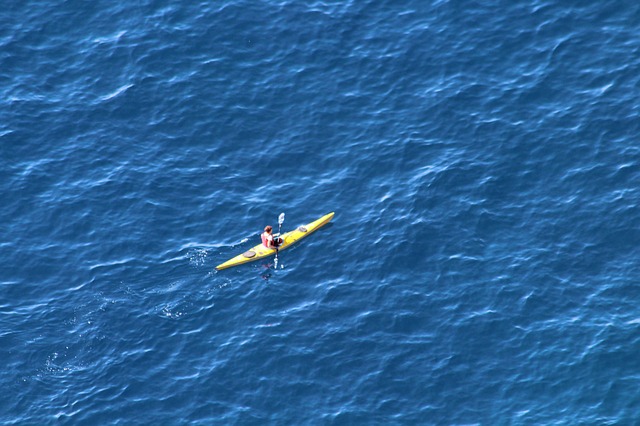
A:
[2,0,640,424]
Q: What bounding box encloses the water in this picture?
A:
[2,0,640,424]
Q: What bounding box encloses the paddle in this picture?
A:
[274,212,285,269]
[278,212,285,235]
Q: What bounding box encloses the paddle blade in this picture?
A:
[278,212,285,225]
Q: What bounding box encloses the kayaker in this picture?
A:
[261,226,281,249]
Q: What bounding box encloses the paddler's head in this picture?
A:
[264,225,273,234]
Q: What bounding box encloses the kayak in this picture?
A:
[215,212,335,271]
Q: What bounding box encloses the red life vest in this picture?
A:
[261,232,271,248]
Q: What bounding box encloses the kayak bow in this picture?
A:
[215,212,334,271]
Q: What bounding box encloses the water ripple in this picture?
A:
[2,0,639,424]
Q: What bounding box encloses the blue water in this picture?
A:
[2,0,640,423]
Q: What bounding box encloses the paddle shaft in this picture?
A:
[274,213,285,267]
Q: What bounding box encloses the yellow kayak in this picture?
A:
[215,212,335,270]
